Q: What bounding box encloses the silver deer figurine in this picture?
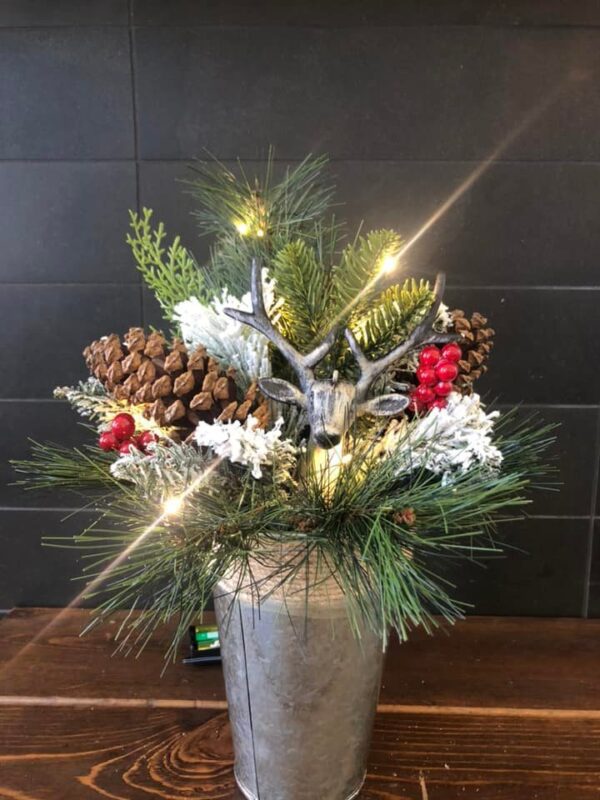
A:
[224,259,455,449]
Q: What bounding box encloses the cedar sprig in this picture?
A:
[127,208,207,321]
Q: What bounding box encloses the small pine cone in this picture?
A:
[450,309,495,394]
[148,398,166,424]
[252,397,271,428]
[114,385,130,401]
[106,360,123,384]
[93,356,108,380]
[164,350,185,374]
[173,370,195,397]
[188,347,208,371]
[122,351,142,374]
[144,332,166,358]
[165,399,186,424]
[124,327,146,352]
[137,358,156,384]
[104,336,123,365]
[134,382,154,404]
[83,329,270,439]
[470,313,488,329]
[171,338,187,353]
[202,371,219,393]
[245,382,259,404]
[218,401,238,422]
[190,391,214,411]
[152,374,172,398]
[213,376,232,401]
[235,399,252,421]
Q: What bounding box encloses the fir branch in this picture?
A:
[126,208,206,321]
[271,239,332,349]
[350,279,434,362]
[333,229,402,321]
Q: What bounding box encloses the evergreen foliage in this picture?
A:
[11,152,557,664]
[127,208,206,321]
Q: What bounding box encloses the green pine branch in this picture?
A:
[271,239,333,350]
[332,229,402,321]
[351,279,435,361]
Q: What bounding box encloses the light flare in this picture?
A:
[0,457,223,678]
[328,76,576,332]
[380,253,399,276]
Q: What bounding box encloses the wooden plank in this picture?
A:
[0,704,598,799]
[2,608,600,711]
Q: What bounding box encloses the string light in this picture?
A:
[380,253,398,275]
[234,221,250,236]
[256,227,266,238]
[163,495,184,516]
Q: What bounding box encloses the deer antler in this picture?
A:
[223,259,337,391]
[346,272,458,402]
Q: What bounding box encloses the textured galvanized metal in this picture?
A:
[214,566,386,800]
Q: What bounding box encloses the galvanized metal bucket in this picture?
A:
[214,552,386,800]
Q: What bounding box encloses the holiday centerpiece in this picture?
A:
[14,155,553,800]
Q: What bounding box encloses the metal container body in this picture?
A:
[214,574,385,800]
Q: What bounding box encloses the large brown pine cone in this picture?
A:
[83,328,270,438]
[449,310,495,393]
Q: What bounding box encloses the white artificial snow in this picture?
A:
[386,392,503,483]
[173,270,277,386]
[194,415,296,479]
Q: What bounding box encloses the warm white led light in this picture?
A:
[235,221,250,235]
[256,227,266,238]
[163,495,184,516]
[380,254,398,275]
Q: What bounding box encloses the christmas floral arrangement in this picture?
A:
[14,155,553,662]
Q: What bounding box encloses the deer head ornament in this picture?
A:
[224,260,455,448]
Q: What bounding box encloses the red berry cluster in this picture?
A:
[98,412,157,456]
[409,342,462,413]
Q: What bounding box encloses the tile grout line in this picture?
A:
[581,406,600,617]
[0,506,592,519]
[2,400,598,409]
[2,23,600,32]
[5,157,600,166]
[128,0,144,330]
[1,282,600,291]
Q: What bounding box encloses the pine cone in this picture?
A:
[83,327,270,439]
[449,310,495,393]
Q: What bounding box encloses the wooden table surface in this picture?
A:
[0,609,598,799]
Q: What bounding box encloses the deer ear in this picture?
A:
[359,393,409,417]
[258,377,307,408]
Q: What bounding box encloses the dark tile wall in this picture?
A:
[1,1,599,616]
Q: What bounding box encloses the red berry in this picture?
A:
[416,366,437,386]
[415,384,436,404]
[418,345,441,367]
[136,431,157,452]
[111,412,136,442]
[434,381,453,397]
[441,342,462,363]
[98,431,119,452]
[430,398,448,410]
[435,360,458,382]
[118,439,139,456]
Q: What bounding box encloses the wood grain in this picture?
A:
[0,704,598,799]
[2,608,599,710]
[1,609,599,799]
